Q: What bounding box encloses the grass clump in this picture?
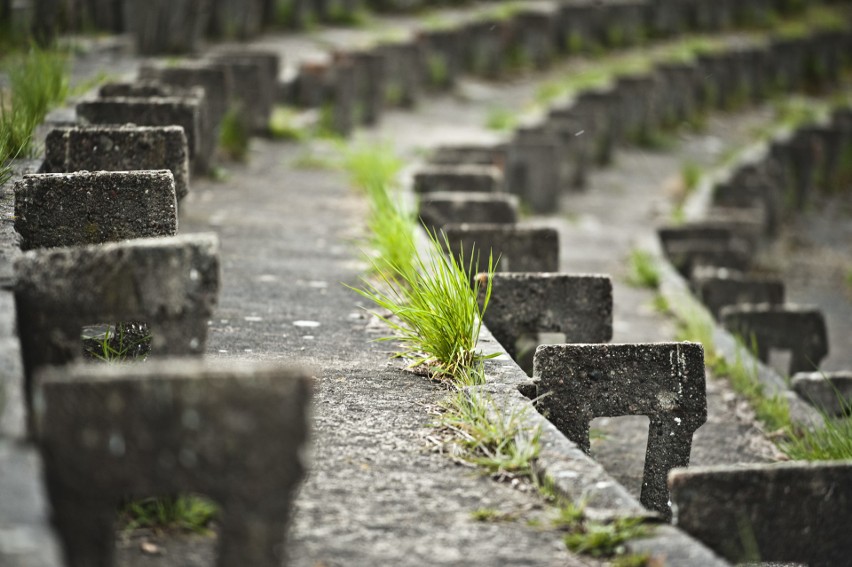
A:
[1,44,70,180]
[626,249,660,288]
[269,106,309,141]
[83,322,152,363]
[782,414,852,460]
[485,107,518,131]
[681,161,702,193]
[355,229,495,380]
[121,495,218,534]
[438,389,540,476]
[218,105,250,161]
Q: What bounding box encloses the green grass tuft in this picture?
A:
[438,389,540,476]
[564,517,649,557]
[626,249,660,288]
[121,495,218,534]
[218,105,250,161]
[485,107,518,132]
[269,106,308,141]
[681,161,703,193]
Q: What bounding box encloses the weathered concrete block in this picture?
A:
[377,41,422,108]
[429,144,506,167]
[0,440,64,567]
[479,273,612,359]
[207,0,264,39]
[413,165,503,194]
[512,7,556,70]
[76,97,207,173]
[35,359,311,567]
[693,271,784,319]
[791,371,852,416]
[14,170,177,251]
[210,50,280,133]
[506,129,561,213]
[417,28,462,90]
[14,234,220,431]
[720,304,828,375]
[344,49,384,125]
[573,89,617,166]
[418,192,517,234]
[442,223,559,274]
[41,125,190,201]
[669,461,852,566]
[464,18,505,79]
[329,58,356,137]
[123,0,211,55]
[658,225,751,278]
[547,104,593,189]
[534,342,707,518]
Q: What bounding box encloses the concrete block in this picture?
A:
[76,96,207,173]
[479,273,612,359]
[429,144,506,167]
[720,304,828,375]
[377,41,422,108]
[534,342,707,518]
[669,461,852,567]
[413,164,503,194]
[573,89,617,166]
[546,104,592,189]
[207,0,264,39]
[442,223,559,275]
[14,170,177,251]
[658,225,752,278]
[417,28,462,90]
[14,233,220,433]
[210,50,280,133]
[42,125,190,201]
[506,130,561,213]
[123,0,211,55]
[418,192,518,234]
[791,371,852,416]
[693,271,784,319]
[344,49,384,125]
[35,359,311,567]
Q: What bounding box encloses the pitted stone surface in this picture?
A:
[478,273,613,358]
[14,233,220,431]
[720,304,828,375]
[791,371,852,416]
[533,342,707,518]
[413,164,503,194]
[14,170,177,251]
[41,125,190,201]
[210,50,279,133]
[36,359,311,567]
[76,97,204,170]
[429,144,506,167]
[693,271,785,319]
[669,462,852,567]
[138,61,233,129]
[418,191,518,233]
[442,223,559,274]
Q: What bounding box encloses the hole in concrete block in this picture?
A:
[589,415,650,499]
[82,321,152,362]
[515,332,567,377]
[768,348,792,379]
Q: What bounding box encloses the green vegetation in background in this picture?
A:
[681,161,703,193]
[485,107,518,131]
[0,44,69,184]
[218,105,251,161]
[626,249,661,288]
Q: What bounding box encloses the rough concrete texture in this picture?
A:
[413,164,503,194]
[0,441,64,567]
[0,160,39,287]
[791,371,852,416]
[479,273,613,359]
[506,132,561,213]
[669,461,852,567]
[14,233,220,431]
[533,342,707,518]
[138,61,232,131]
[418,191,518,233]
[76,97,204,171]
[123,0,211,55]
[693,270,785,319]
[442,223,560,274]
[14,170,178,250]
[429,144,506,167]
[36,359,310,567]
[41,126,190,201]
[210,50,279,133]
[658,224,752,277]
[720,304,828,375]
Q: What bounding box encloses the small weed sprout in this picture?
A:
[83,322,152,363]
[626,249,660,288]
[121,495,218,534]
[564,517,649,557]
[680,161,702,193]
[437,389,540,477]
[269,106,308,141]
[218,105,250,161]
[485,107,518,132]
